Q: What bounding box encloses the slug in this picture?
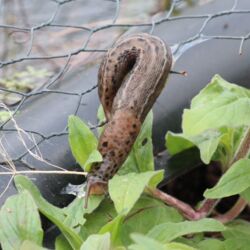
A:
[85,33,172,207]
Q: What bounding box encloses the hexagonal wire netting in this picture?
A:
[0,0,250,199]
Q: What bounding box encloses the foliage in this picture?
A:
[0,66,52,106]
[0,111,12,123]
[0,75,250,249]
[0,66,52,92]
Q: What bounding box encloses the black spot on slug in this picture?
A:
[130,131,137,138]
[112,77,116,85]
[142,138,148,146]
[137,38,144,42]
[102,141,108,147]
[98,169,104,175]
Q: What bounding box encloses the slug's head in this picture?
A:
[84,175,107,208]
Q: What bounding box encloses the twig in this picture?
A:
[0,170,87,176]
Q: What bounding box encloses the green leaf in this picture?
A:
[0,111,12,122]
[80,233,110,250]
[0,191,43,250]
[182,75,250,136]
[63,196,104,228]
[241,187,250,203]
[221,219,250,249]
[222,220,250,239]
[166,75,250,166]
[204,159,250,198]
[129,234,195,250]
[68,115,98,170]
[196,239,225,250]
[84,149,103,172]
[109,171,163,215]
[121,195,182,246]
[81,195,182,247]
[20,241,48,250]
[55,235,73,250]
[99,215,124,246]
[129,234,167,250]
[165,242,197,250]
[224,238,250,250]
[14,175,83,249]
[166,132,195,155]
[147,218,225,243]
[80,199,117,240]
[166,130,222,164]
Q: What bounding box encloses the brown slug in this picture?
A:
[85,33,172,207]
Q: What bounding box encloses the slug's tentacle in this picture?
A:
[85,33,172,206]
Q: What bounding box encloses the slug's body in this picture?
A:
[85,33,172,206]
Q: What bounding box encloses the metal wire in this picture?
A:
[0,0,250,166]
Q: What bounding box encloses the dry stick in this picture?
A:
[0,103,66,171]
[0,170,87,176]
[148,127,250,221]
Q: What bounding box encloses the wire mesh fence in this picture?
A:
[0,0,250,200]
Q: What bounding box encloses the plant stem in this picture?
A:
[198,127,250,221]
[232,126,250,163]
[148,127,250,222]
[147,187,208,220]
[197,199,219,216]
[214,197,248,223]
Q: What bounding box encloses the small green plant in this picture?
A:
[0,66,52,93]
[0,111,12,123]
[0,66,52,106]
[0,75,250,249]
